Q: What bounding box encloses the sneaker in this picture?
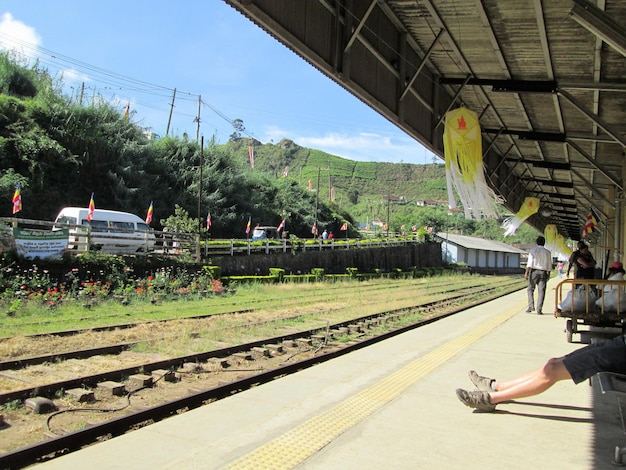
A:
[525,307,535,313]
[456,388,496,412]
[468,370,495,392]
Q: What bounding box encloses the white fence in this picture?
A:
[0,217,423,260]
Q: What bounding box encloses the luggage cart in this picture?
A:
[555,279,626,343]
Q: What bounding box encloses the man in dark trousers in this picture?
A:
[524,235,552,315]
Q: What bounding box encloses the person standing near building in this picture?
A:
[525,235,552,315]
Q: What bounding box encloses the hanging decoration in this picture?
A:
[556,233,572,259]
[544,224,558,254]
[501,197,540,236]
[443,106,501,219]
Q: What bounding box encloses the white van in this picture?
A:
[53,207,155,254]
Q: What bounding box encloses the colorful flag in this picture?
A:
[308,179,312,191]
[87,193,95,221]
[145,201,153,224]
[283,166,289,177]
[123,102,130,120]
[206,212,212,230]
[312,222,318,236]
[329,187,335,201]
[245,216,251,234]
[340,222,348,231]
[248,146,254,169]
[277,219,285,233]
[11,183,22,215]
[582,207,601,238]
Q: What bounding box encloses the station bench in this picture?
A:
[598,372,626,465]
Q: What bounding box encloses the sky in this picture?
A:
[0,0,434,164]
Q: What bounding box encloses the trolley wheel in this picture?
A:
[566,319,573,343]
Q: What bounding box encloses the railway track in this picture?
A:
[0,278,513,372]
[0,276,525,468]
[0,276,506,340]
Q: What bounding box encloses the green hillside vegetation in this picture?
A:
[0,52,537,244]
[224,138,538,244]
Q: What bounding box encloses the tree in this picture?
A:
[229,118,245,141]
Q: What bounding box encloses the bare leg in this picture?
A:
[489,358,572,404]
[493,368,545,391]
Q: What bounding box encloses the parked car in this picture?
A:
[252,225,278,240]
[53,207,155,254]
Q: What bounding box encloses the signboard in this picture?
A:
[13,228,68,259]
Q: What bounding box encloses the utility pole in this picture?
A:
[197,136,204,233]
[166,88,176,137]
[314,167,321,236]
[79,82,84,106]
[195,95,201,143]
[387,192,391,239]
[328,160,332,201]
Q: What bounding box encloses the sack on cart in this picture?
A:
[595,288,626,312]
[559,285,596,312]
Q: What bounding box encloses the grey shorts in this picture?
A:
[563,335,626,384]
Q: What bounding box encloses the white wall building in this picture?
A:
[435,232,526,269]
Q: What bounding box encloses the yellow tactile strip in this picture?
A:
[227,306,518,470]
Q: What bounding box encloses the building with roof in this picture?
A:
[435,232,527,273]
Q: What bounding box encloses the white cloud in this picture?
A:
[0,12,41,59]
[60,68,91,85]
[261,126,426,164]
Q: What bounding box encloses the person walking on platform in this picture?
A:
[525,235,552,315]
[455,334,626,412]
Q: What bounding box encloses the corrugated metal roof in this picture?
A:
[435,232,527,254]
[224,0,625,241]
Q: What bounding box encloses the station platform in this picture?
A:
[34,276,626,469]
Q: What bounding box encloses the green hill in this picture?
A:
[224,138,449,226]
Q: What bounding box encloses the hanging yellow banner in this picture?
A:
[443,106,501,219]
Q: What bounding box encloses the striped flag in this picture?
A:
[245,216,251,234]
[123,102,130,120]
[87,193,95,221]
[312,222,318,236]
[582,207,601,238]
[277,219,285,233]
[283,166,289,177]
[145,201,153,224]
[248,146,254,169]
[340,222,348,231]
[12,183,22,215]
[206,212,212,230]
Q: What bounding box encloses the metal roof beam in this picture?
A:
[503,158,570,170]
[570,0,626,57]
[566,139,623,190]
[484,128,566,142]
[522,178,574,189]
[439,78,557,93]
[558,89,626,148]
